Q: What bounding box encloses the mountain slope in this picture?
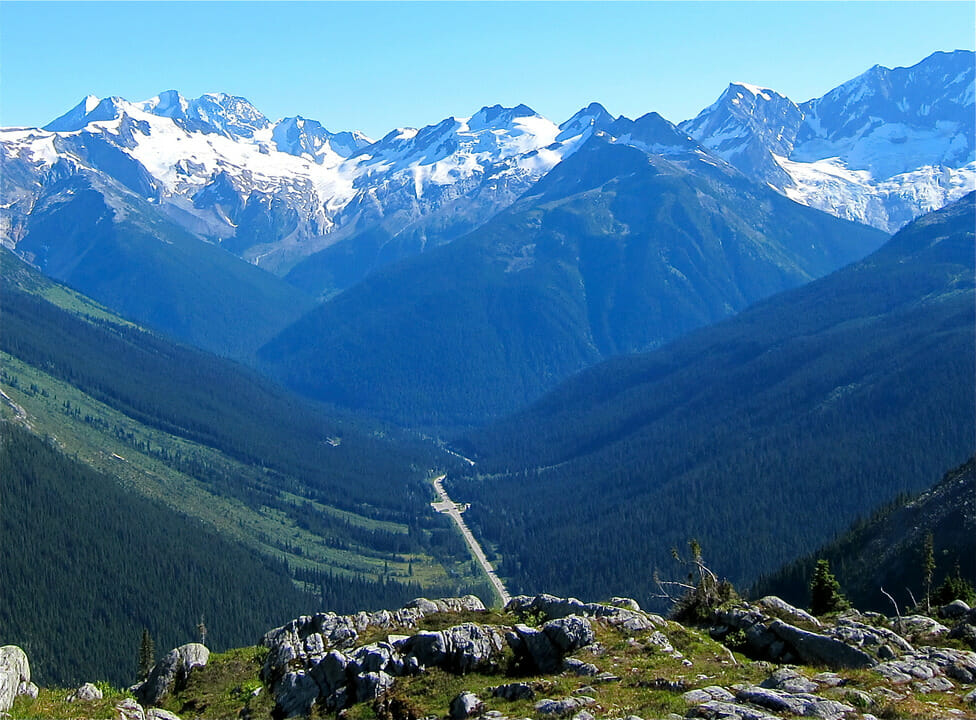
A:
[12,171,315,358]
[681,50,975,232]
[451,193,975,604]
[258,133,886,429]
[753,456,976,613]
[0,420,315,688]
[0,248,491,623]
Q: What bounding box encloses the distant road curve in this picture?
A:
[430,474,511,607]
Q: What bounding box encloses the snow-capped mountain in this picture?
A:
[1,92,594,283]
[681,50,975,231]
[2,50,973,293]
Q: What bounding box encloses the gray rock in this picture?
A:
[355,671,394,702]
[757,596,821,627]
[67,682,103,702]
[506,594,661,632]
[0,645,30,713]
[491,682,536,701]
[609,597,641,611]
[310,649,350,697]
[939,599,971,619]
[831,618,914,655]
[401,623,506,674]
[0,670,15,715]
[571,711,595,720]
[272,671,320,718]
[136,643,209,707]
[449,691,485,719]
[681,685,736,704]
[147,709,183,720]
[543,616,595,653]
[348,642,403,676]
[509,624,561,673]
[562,658,599,676]
[116,698,148,720]
[768,619,876,669]
[912,676,954,693]
[964,688,976,706]
[686,699,781,720]
[534,696,594,716]
[894,615,949,640]
[760,667,817,694]
[22,682,38,700]
[735,686,853,720]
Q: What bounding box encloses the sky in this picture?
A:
[1,1,973,139]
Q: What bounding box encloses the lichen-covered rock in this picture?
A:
[894,615,950,641]
[940,599,971,619]
[534,695,595,716]
[0,645,31,713]
[760,667,817,694]
[562,658,600,676]
[449,691,484,719]
[400,623,505,674]
[543,615,595,654]
[355,671,394,702]
[757,596,821,627]
[136,643,209,707]
[682,685,736,704]
[506,594,662,633]
[768,619,876,669]
[735,685,854,719]
[116,698,148,720]
[67,682,103,702]
[686,699,781,720]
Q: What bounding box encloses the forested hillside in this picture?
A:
[0,250,494,685]
[452,193,975,605]
[258,134,885,430]
[0,421,313,687]
[753,455,976,613]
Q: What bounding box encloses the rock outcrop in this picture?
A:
[262,596,494,717]
[135,643,210,707]
[0,645,33,713]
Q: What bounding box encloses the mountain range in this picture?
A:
[2,50,971,303]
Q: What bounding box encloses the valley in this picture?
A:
[1,35,974,720]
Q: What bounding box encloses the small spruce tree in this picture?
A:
[810,559,848,616]
[138,628,155,680]
[922,532,936,612]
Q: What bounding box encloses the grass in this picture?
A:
[158,646,274,720]
[8,683,128,720]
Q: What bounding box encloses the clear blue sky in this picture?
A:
[1,1,973,138]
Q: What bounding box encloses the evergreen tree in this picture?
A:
[810,559,848,616]
[922,532,936,612]
[138,629,155,680]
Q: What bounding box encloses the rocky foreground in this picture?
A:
[3,594,976,719]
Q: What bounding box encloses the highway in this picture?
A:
[430,474,512,607]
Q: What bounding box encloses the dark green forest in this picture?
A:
[0,421,314,687]
[0,260,449,519]
[752,456,976,613]
[450,193,976,608]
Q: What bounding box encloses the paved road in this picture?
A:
[430,474,511,607]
